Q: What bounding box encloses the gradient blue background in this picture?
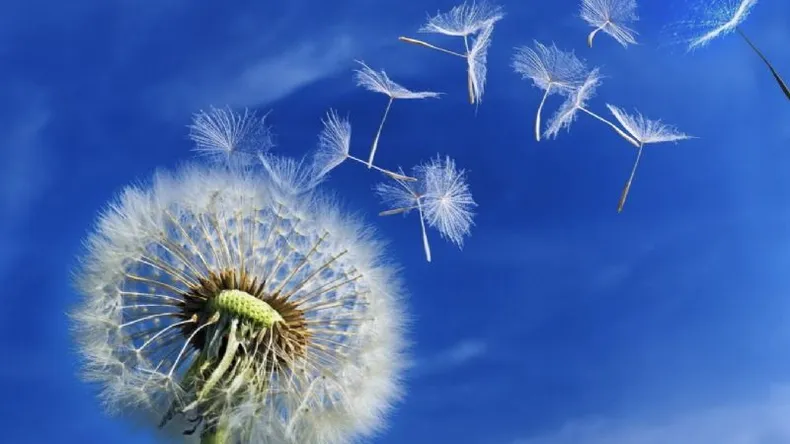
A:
[1,0,789,443]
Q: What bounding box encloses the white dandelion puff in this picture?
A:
[686,0,757,50]
[354,61,441,169]
[680,0,789,101]
[399,1,505,106]
[544,69,640,147]
[605,104,694,212]
[71,161,408,443]
[418,0,504,37]
[417,156,476,249]
[311,109,417,183]
[512,41,588,141]
[375,156,476,262]
[580,0,639,48]
[188,106,274,168]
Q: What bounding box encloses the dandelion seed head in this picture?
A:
[416,156,476,249]
[72,162,407,443]
[544,68,603,139]
[419,1,505,37]
[684,0,757,50]
[353,61,442,100]
[188,106,274,168]
[311,109,351,181]
[512,41,588,94]
[605,104,694,144]
[581,0,639,47]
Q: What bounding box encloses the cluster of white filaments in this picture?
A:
[73,165,406,443]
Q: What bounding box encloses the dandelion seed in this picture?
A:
[682,0,789,101]
[311,109,417,183]
[188,106,274,168]
[686,0,756,50]
[72,156,408,443]
[353,61,441,169]
[512,41,588,141]
[543,68,638,147]
[581,0,639,48]
[605,104,694,212]
[399,1,505,105]
[375,156,476,262]
[467,20,495,106]
[417,156,476,249]
[419,0,505,37]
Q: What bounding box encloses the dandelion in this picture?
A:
[512,41,589,141]
[606,104,694,212]
[311,108,417,183]
[354,61,441,169]
[399,1,505,105]
[580,0,639,48]
[466,21,495,106]
[188,106,274,167]
[544,68,640,147]
[71,158,408,443]
[375,156,476,262]
[683,0,789,101]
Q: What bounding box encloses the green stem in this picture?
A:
[200,421,230,444]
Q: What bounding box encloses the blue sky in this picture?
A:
[1,0,790,443]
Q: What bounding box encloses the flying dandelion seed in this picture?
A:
[606,104,694,212]
[680,0,789,101]
[188,106,274,168]
[311,108,417,183]
[375,156,476,262]
[398,1,505,105]
[72,156,408,443]
[466,20,495,106]
[543,68,639,147]
[580,0,639,48]
[512,41,588,141]
[353,61,441,169]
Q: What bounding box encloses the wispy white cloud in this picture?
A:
[512,384,790,444]
[150,32,359,119]
[412,339,487,377]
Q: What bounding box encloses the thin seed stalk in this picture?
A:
[587,23,607,48]
[579,107,640,147]
[464,35,475,104]
[535,84,553,141]
[368,97,394,168]
[736,27,790,101]
[397,36,467,58]
[618,143,644,213]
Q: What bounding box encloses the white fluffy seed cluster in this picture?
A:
[72,164,407,443]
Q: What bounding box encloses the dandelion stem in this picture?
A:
[587,22,608,48]
[618,143,644,213]
[736,27,790,101]
[398,36,467,58]
[536,84,553,141]
[416,200,432,262]
[579,107,641,147]
[379,205,419,216]
[368,97,394,168]
[200,420,230,444]
[347,155,417,181]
